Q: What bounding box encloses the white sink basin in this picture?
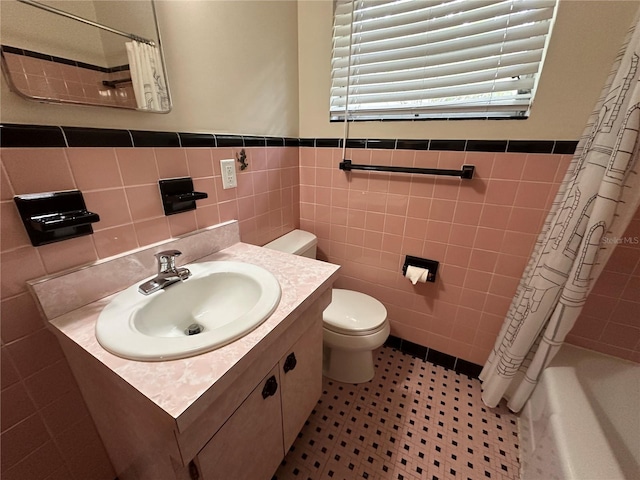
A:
[96,261,281,361]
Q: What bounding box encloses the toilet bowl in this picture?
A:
[264,230,389,383]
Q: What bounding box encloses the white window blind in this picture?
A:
[330,0,558,120]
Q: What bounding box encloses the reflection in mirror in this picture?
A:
[0,0,171,113]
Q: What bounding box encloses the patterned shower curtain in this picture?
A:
[480,14,640,412]
[125,40,170,112]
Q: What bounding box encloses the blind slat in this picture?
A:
[332,37,544,82]
[332,25,551,72]
[334,0,556,23]
[332,63,539,97]
[334,0,499,25]
[331,78,536,107]
[330,0,558,120]
[333,10,553,53]
[334,100,534,119]
[334,0,554,42]
[332,49,543,88]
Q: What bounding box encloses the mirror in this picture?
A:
[0,0,171,113]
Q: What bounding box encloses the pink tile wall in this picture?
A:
[0,145,299,479]
[565,206,640,362]
[300,147,571,366]
[3,53,136,108]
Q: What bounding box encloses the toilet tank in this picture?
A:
[263,230,317,259]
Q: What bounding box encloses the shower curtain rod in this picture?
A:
[17,0,156,46]
[339,159,475,179]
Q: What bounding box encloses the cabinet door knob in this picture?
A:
[188,460,200,479]
[283,352,297,373]
[261,375,278,399]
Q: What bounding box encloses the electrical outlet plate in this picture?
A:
[220,159,237,189]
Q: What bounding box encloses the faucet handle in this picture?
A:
[155,249,182,259]
[155,250,182,273]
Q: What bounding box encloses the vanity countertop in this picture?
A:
[47,241,339,424]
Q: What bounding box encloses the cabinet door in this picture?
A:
[279,321,323,451]
[196,365,284,480]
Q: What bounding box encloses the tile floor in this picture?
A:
[274,346,520,480]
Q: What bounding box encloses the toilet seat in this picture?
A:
[323,289,387,336]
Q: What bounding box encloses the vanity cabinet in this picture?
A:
[39,235,338,480]
[279,318,323,452]
[196,364,284,479]
[194,320,322,479]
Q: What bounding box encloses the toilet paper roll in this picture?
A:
[405,265,430,285]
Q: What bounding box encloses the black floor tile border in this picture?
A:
[0,124,578,155]
[383,335,483,379]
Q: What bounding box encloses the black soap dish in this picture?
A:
[159,177,208,216]
[14,190,100,246]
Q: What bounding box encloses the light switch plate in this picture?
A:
[220,159,237,189]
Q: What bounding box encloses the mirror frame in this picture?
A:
[0,0,172,113]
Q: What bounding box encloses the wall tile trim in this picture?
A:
[1,44,129,73]
[0,124,578,154]
[0,124,67,148]
[384,335,483,379]
[302,138,578,154]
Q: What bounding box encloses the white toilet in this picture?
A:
[264,230,390,383]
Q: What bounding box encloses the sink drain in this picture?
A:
[185,323,204,336]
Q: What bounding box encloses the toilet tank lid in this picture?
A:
[263,230,317,255]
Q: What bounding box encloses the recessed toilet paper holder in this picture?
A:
[402,255,439,283]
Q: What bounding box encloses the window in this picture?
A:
[330,0,558,121]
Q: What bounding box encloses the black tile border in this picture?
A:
[2,44,128,74]
[315,138,341,148]
[400,339,429,360]
[396,139,429,150]
[506,140,555,154]
[243,136,267,147]
[384,334,483,379]
[299,138,315,147]
[366,139,396,149]
[178,132,216,148]
[466,140,508,152]
[266,137,285,147]
[215,135,244,148]
[0,124,578,155]
[553,141,580,155]
[130,130,180,148]
[0,124,66,148]
[429,139,466,152]
[63,127,133,148]
[300,138,577,154]
[345,138,366,149]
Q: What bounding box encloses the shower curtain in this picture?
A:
[480,14,640,412]
[125,40,169,111]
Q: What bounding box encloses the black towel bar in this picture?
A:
[339,159,474,179]
[102,78,132,88]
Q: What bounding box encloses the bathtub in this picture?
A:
[520,344,640,480]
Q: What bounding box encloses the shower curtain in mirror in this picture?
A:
[126,40,169,111]
[480,13,640,412]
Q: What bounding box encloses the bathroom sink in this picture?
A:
[95,261,281,361]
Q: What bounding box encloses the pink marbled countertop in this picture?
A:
[49,242,339,423]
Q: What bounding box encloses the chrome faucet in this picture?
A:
[138,250,192,295]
